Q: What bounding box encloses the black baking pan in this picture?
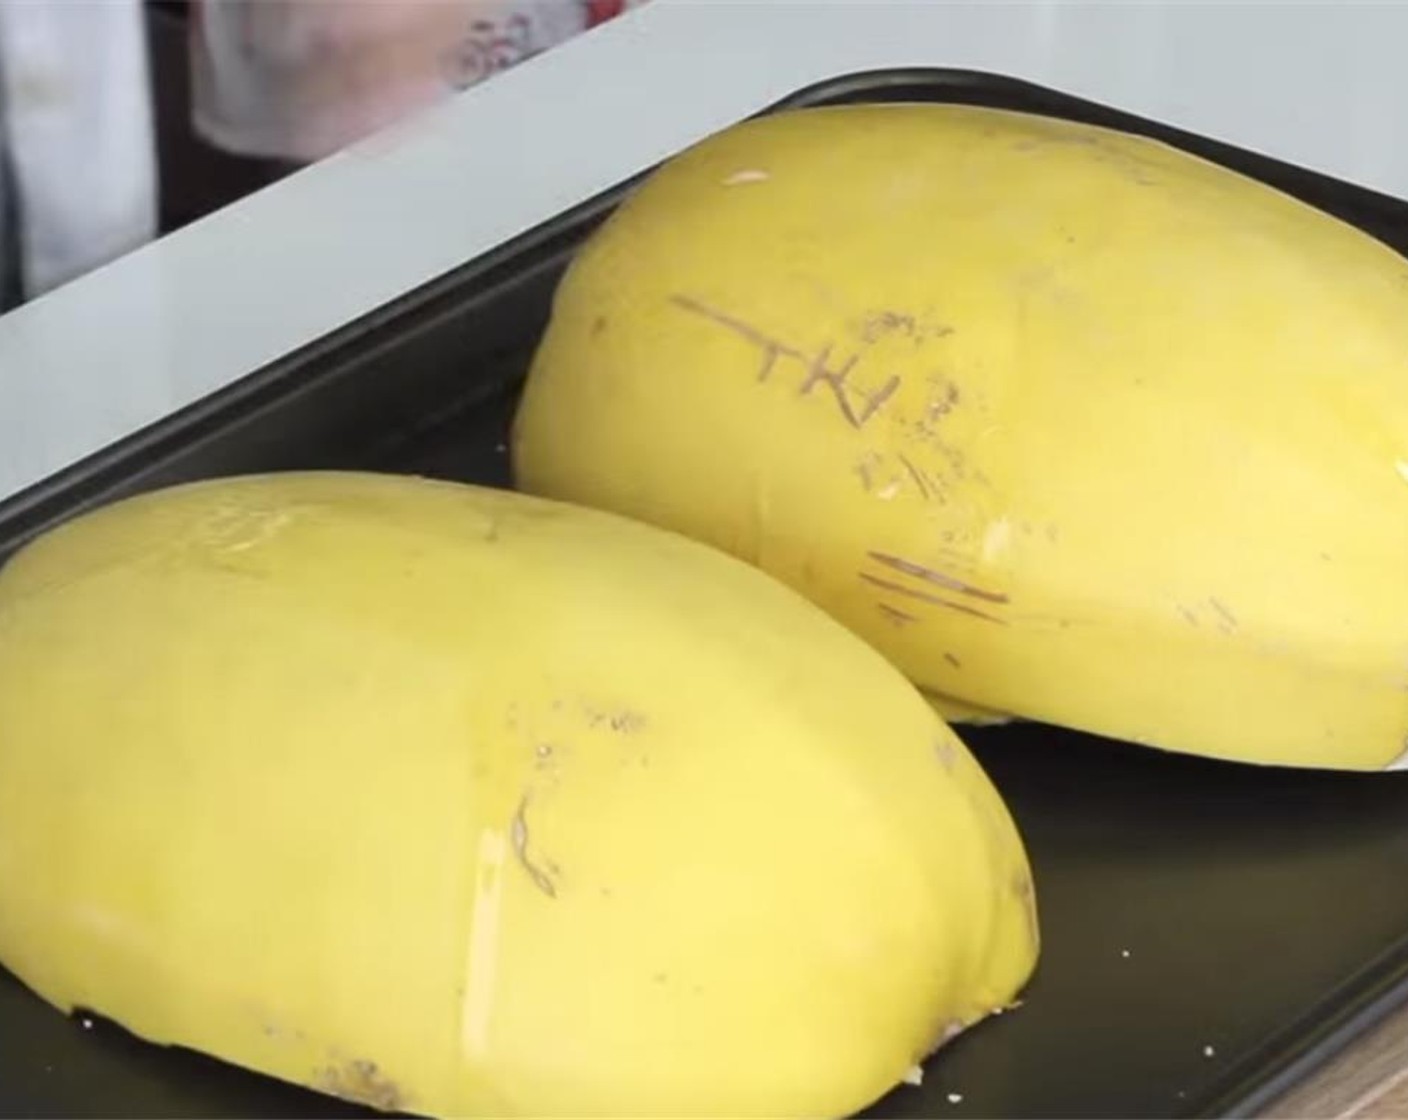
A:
[4,68,1408,1120]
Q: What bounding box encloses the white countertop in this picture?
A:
[3,0,1408,505]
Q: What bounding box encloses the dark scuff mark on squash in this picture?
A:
[877,602,918,626]
[511,794,559,899]
[867,550,1008,604]
[859,572,1008,625]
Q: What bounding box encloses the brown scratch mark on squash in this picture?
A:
[858,573,1009,625]
[799,345,862,422]
[898,454,932,501]
[943,652,961,669]
[510,795,558,899]
[669,294,803,381]
[852,451,884,493]
[316,1059,406,1112]
[798,345,900,429]
[854,374,901,427]
[580,704,643,732]
[1208,597,1237,631]
[867,551,1009,604]
[671,294,900,427]
[609,710,646,734]
[935,599,1008,625]
[861,310,954,345]
[591,315,607,337]
[1178,605,1199,627]
[861,310,916,343]
[926,381,961,424]
[877,602,918,626]
[928,436,970,481]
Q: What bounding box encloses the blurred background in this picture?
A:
[0,0,646,313]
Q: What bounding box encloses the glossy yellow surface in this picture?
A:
[0,471,1036,1117]
[514,103,1408,770]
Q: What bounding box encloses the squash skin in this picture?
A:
[0,471,1037,1118]
[514,102,1408,770]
